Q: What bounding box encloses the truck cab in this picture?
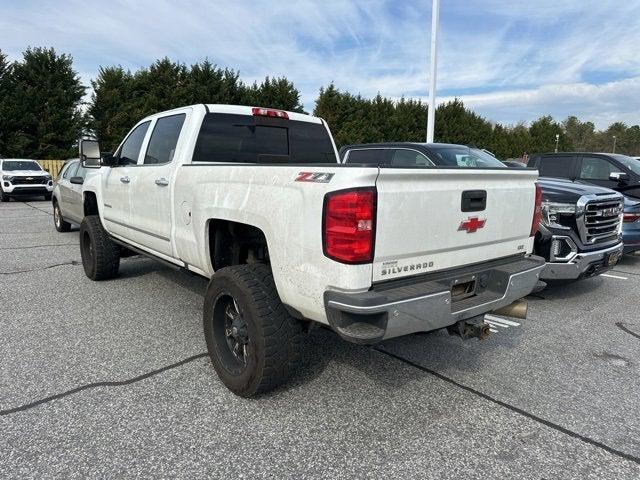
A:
[528,152,640,200]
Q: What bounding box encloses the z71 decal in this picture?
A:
[295,172,335,183]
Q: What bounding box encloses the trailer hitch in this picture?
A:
[447,316,491,340]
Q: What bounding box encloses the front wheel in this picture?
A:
[203,264,303,397]
[44,193,52,201]
[0,189,9,202]
[79,215,120,280]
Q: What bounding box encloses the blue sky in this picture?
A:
[1,0,639,128]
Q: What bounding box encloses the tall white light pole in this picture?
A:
[426,0,440,143]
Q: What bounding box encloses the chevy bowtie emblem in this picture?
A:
[26,177,33,180]
[459,216,486,233]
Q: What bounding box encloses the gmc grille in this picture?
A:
[12,176,46,185]
[579,198,623,244]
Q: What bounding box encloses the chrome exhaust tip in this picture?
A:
[491,298,528,319]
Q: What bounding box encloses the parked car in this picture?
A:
[52,159,92,232]
[527,152,640,199]
[341,143,626,283]
[0,158,53,201]
[622,196,640,254]
[534,178,623,280]
[76,105,544,397]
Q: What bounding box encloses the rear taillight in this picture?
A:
[531,182,543,236]
[323,188,376,264]
[252,107,289,119]
[623,212,640,223]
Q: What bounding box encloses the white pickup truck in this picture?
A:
[78,104,545,396]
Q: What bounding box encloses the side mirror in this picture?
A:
[70,176,84,185]
[609,172,629,183]
[79,139,102,167]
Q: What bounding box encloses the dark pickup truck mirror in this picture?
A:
[609,172,629,183]
[69,176,84,185]
[79,139,102,168]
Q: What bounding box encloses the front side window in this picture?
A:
[65,162,80,179]
[192,114,336,164]
[116,121,151,166]
[580,157,616,180]
[1,160,43,171]
[345,149,392,164]
[144,114,186,165]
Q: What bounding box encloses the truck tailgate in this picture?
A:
[373,168,538,282]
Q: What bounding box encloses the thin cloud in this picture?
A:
[0,0,638,127]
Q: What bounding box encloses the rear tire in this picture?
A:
[203,264,303,397]
[80,215,120,280]
[53,200,72,232]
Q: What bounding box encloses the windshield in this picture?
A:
[2,160,43,171]
[427,146,506,168]
[611,154,640,176]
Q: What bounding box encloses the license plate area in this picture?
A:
[450,276,477,302]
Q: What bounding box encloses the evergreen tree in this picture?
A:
[529,115,571,153]
[3,47,85,158]
[0,49,11,155]
[87,66,136,152]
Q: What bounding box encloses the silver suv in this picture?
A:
[52,159,90,232]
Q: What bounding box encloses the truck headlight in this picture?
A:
[541,201,575,229]
[2,175,14,182]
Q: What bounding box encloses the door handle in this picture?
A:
[155,178,169,187]
[120,176,130,184]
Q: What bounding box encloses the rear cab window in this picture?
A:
[192,113,336,164]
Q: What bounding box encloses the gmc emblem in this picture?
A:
[458,216,486,233]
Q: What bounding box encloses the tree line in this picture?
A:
[1,47,638,159]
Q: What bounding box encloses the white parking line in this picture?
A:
[489,328,498,333]
[484,314,521,327]
[601,273,628,280]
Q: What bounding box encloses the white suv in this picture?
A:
[0,159,53,202]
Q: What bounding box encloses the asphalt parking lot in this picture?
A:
[1,200,640,479]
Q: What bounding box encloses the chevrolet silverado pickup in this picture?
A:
[78,106,544,396]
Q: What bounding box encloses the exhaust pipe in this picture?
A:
[491,298,528,319]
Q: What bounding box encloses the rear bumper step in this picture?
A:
[324,255,545,344]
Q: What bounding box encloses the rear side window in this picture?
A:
[116,121,151,165]
[538,156,574,178]
[345,149,392,164]
[392,149,433,166]
[144,114,186,165]
[192,113,336,164]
